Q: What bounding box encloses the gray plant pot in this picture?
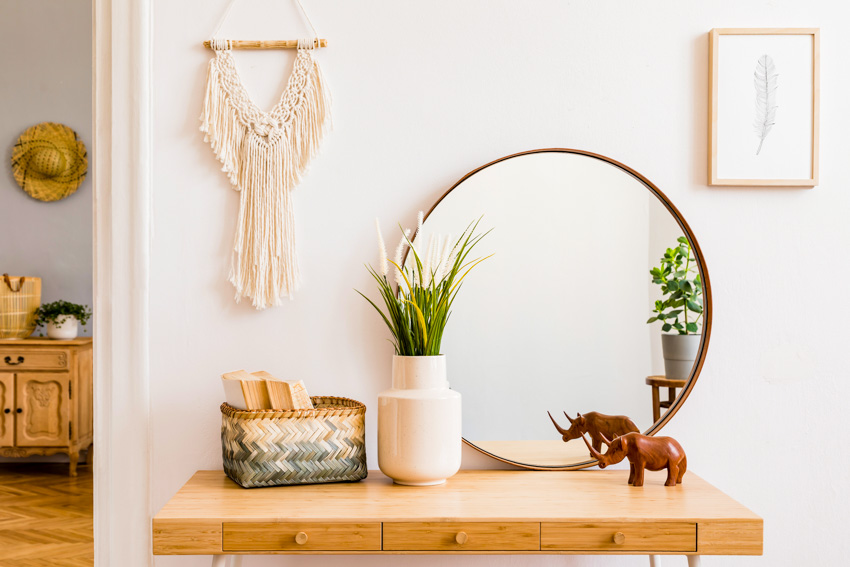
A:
[660,334,701,380]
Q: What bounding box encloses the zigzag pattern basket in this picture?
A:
[221,397,367,488]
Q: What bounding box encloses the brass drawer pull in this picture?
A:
[613,531,626,545]
[4,356,24,366]
[295,532,308,545]
[455,531,469,545]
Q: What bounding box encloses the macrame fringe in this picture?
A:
[200,50,332,309]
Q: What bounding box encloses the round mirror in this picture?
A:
[419,149,711,469]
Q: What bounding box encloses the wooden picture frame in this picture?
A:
[709,28,819,187]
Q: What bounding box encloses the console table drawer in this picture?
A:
[383,522,540,551]
[542,522,696,552]
[222,522,381,551]
[0,350,69,370]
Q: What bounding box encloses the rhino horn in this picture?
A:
[581,432,604,461]
[548,411,569,436]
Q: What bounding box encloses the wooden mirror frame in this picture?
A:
[423,148,713,470]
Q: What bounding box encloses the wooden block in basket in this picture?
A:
[221,369,270,410]
[253,371,313,410]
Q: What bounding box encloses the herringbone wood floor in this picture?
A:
[0,464,93,566]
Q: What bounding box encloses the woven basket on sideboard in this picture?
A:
[221,396,367,488]
[0,275,41,339]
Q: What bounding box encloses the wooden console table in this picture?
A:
[0,337,93,475]
[153,469,762,566]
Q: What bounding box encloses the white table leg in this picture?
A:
[687,556,702,567]
[649,555,660,567]
[211,556,242,567]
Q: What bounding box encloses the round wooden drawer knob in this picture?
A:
[613,531,626,545]
[295,532,308,545]
[455,531,469,545]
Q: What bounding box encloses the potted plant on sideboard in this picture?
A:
[358,214,490,486]
[35,300,92,340]
[647,237,703,380]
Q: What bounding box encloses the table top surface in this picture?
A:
[155,469,761,523]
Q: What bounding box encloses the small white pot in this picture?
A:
[378,355,462,486]
[660,333,701,380]
[47,316,79,340]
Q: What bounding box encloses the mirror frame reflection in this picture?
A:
[423,148,713,470]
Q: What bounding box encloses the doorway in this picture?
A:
[1,0,95,563]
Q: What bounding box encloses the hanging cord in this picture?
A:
[210,0,321,48]
[210,0,239,39]
[293,0,320,47]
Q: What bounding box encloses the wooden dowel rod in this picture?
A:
[203,39,328,50]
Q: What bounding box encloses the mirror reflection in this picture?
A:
[419,151,705,468]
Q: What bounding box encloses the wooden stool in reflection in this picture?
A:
[646,376,686,422]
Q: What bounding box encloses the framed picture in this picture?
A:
[709,28,819,187]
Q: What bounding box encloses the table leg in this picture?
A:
[69,451,79,477]
[649,555,659,567]
[687,556,702,567]
[211,556,242,567]
[651,386,660,422]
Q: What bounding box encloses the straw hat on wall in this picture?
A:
[11,122,88,202]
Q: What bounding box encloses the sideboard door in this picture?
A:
[15,373,69,447]
[0,373,13,446]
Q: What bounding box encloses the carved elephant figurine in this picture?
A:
[548,411,639,452]
[581,431,687,487]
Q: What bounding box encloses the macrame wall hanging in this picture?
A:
[201,0,331,309]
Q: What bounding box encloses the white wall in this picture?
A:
[0,0,93,333]
[151,1,850,566]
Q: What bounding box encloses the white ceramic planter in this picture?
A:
[661,333,701,380]
[377,355,462,486]
[47,316,79,340]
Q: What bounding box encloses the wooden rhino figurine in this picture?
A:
[548,411,639,452]
[581,431,687,487]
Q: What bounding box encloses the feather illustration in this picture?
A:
[753,54,778,155]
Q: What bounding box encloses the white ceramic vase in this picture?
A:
[47,316,79,340]
[377,355,462,486]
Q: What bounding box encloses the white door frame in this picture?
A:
[93,0,152,564]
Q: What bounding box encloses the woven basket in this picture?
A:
[221,396,367,488]
[0,275,41,339]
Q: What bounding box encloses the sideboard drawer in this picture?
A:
[542,522,696,552]
[383,522,540,551]
[0,350,69,371]
[222,522,381,551]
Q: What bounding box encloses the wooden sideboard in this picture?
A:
[153,469,762,565]
[0,337,93,475]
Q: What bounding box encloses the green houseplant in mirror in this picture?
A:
[358,213,490,485]
[647,237,703,381]
[35,300,92,340]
